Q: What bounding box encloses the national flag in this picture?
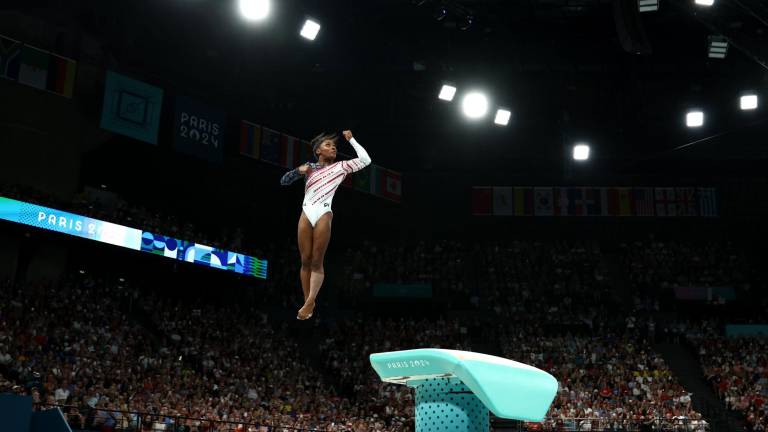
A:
[351,166,371,193]
[369,165,381,194]
[698,187,718,217]
[472,187,492,216]
[632,187,655,216]
[514,187,534,216]
[259,127,282,166]
[0,35,22,80]
[655,187,677,217]
[569,188,586,216]
[280,134,301,168]
[676,187,698,216]
[554,187,570,216]
[380,169,402,202]
[239,121,261,159]
[604,188,618,216]
[46,53,76,98]
[618,188,632,216]
[534,187,554,216]
[584,188,603,216]
[18,45,49,90]
[493,187,514,216]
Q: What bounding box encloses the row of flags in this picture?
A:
[0,34,76,98]
[0,33,403,203]
[472,187,718,217]
[240,121,402,202]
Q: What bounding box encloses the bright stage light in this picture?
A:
[638,0,659,12]
[695,0,714,6]
[462,92,488,119]
[686,111,704,127]
[438,84,457,101]
[494,109,511,126]
[573,144,590,161]
[707,35,728,59]
[239,0,270,21]
[740,94,758,110]
[300,19,321,40]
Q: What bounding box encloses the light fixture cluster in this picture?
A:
[640,1,729,61]
[571,93,760,161]
[238,0,321,41]
[438,84,511,126]
[685,94,760,128]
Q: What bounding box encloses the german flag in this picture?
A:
[46,53,76,98]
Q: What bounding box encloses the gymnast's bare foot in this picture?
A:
[297,300,316,320]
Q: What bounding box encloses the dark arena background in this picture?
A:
[1,0,768,431]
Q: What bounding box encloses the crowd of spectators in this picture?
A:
[337,240,472,305]
[0,263,717,432]
[618,239,751,296]
[5,183,768,431]
[683,321,767,432]
[499,326,707,431]
[0,274,395,431]
[477,240,618,335]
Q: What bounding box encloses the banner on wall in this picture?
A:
[101,71,164,145]
[174,96,225,162]
[472,186,718,217]
[0,196,268,279]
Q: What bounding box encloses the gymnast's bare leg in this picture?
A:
[297,212,332,320]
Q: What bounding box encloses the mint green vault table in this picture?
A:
[369,349,558,432]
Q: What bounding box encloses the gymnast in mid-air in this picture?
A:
[280,130,371,320]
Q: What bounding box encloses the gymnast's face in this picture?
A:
[316,139,337,162]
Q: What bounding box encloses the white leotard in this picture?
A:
[280,138,371,226]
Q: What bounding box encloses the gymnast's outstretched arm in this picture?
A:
[341,131,372,174]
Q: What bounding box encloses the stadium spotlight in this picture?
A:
[494,108,511,126]
[462,92,488,119]
[300,19,321,40]
[740,94,758,110]
[239,0,270,21]
[707,35,728,59]
[459,15,474,30]
[638,0,659,12]
[438,84,457,101]
[573,144,590,161]
[695,0,714,5]
[686,110,704,127]
[434,5,448,21]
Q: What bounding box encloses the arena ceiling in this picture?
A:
[4,0,768,178]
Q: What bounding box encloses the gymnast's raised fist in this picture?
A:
[343,130,353,141]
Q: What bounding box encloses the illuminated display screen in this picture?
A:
[0,196,268,279]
